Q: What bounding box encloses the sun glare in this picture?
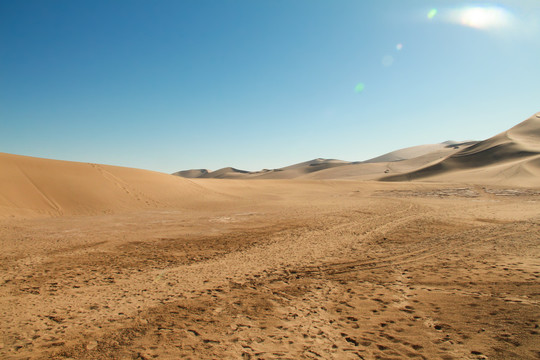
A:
[451,5,513,30]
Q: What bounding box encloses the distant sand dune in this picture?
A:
[362,141,474,163]
[199,167,251,179]
[302,144,471,180]
[172,112,539,186]
[2,113,538,218]
[173,147,471,181]
[172,169,209,178]
[382,113,540,186]
[253,158,351,179]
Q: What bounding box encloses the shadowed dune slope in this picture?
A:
[172,169,209,178]
[302,143,473,180]
[0,153,219,218]
[177,159,352,180]
[173,143,477,180]
[382,112,540,186]
[198,167,251,179]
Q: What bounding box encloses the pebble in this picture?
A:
[86,340,98,350]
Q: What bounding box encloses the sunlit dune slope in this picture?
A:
[302,143,472,180]
[362,141,473,163]
[253,159,351,179]
[382,112,540,186]
[173,145,476,180]
[0,153,218,217]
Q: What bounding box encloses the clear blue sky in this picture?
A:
[1,0,539,173]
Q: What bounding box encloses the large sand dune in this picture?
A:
[382,113,540,186]
[0,153,220,218]
[362,141,474,163]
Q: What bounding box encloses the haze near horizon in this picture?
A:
[1,0,539,172]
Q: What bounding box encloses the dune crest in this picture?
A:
[172,169,209,178]
[0,153,217,218]
[382,113,540,185]
[172,112,540,186]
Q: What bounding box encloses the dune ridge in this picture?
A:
[362,141,474,163]
[2,113,539,218]
[382,113,540,185]
[173,112,540,186]
[173,143,472,181]
[172,169,209,178]
[173,143,476,181]
[0,153,219,218]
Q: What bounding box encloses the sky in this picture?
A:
[1,0,539,173]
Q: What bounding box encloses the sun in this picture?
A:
[459,6,510,29]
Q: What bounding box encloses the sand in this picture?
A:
[0,153,229,218]
[1,113,539,359]
[382,113,540,185]
[1,176,539,359]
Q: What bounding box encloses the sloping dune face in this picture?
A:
[363,143,461,163]
[302,145,468,180]
[0,153,212,217]
[253,159,351,179]
[199,167,251,179]
[172,169,209,178]
[177,159,352,180]
[382,113,540,186]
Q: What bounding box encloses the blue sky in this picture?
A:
[1,0,539,173]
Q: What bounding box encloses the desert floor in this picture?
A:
[1,181,539,360]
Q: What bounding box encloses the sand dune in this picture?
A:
[0,153,220,218]
[253,158,351,179]
[172,113,539,186]
[176,159,352,180]
[382,113,540,185]
[303,143,473,180]
[172,147,469,181]
[3,113,536,220]
[199,167,251,179]
[172,169,209,178]
[363,141,474,163]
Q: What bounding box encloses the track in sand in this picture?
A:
[1,182,539,360]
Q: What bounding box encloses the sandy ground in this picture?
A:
[1,181,539,360]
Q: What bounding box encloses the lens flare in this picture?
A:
[396,43,403,51]
[354,83,365,93]
[427,8,437,19]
